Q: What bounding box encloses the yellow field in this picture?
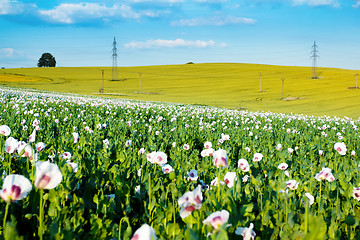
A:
[0,63,359,119]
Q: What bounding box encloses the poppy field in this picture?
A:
[0,87,360,239]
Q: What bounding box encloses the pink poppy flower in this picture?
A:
[103,139,109,148]
[36,142,46,152]
[0,125,11,136]
[318,150,323,156]
[0,174,32,202]
[213,149,228,168]
[315,167,335,182]
[252,153,263,162]
[276,144,282,151]
[147,151,167,166]
[287,148,294,154]
[18,143,34,160]
[224,172,236,188]
[204,141,212,149]
[28,129,36,143]
[242,175,250,182]
[32,119,40,127]
[187,170,198,181]
[235,223,256,240]
[5,137,18,154]
[34,161,62,189]
[61,152,72,160]
[72,132,79,143]
[238,159,250,172]
[138,148,146,155]
[131,224,157,240]
[305,192,315,206]
[334,142,347,155]
[135,185,141,194]
[285,180,299,190]
[211,177,224,187]
[183,144,190,150]
[278,163,288,171]
[178,185,203,219]
[161,164,174,174]
[353,187,360,201]
[221,133,230,141]
[66,161,78,173]
[203,210,230,231]
[201,148,214,157]
[105,194,115,201]
[125,140,132,147]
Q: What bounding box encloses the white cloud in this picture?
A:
[195,0,228,2]
[124,39,226,48]
[353,1,360,7]
[292,0,337,6]
[129,0,184,2]
[0,0,27,15]
[38,3,161,24]
[0,48,15,57]
[171,16,256,26]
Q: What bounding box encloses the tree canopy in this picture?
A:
[37,53,56,67]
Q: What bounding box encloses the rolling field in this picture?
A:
[0,63,359,118]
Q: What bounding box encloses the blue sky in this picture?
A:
[1,0,359,69]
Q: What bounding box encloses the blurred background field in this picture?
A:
[0,63,359,119]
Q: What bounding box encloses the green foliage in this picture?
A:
[37,53,56,67]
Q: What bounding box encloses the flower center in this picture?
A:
[37,174,51,189]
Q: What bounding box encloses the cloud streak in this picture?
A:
[0,0,36,15]
[291,0,338,7]
[0,48,15,57]
[124,39,226,48]
[38,3,162,24]
[171,16,256,26]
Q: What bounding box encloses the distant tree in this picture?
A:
[37,53,56,67]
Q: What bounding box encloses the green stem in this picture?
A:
[318,181,322,215]
[118,218,123,240]
[26,156,29,171]
[172,183,176,224]
[3,200,10,231]
[39,189,44,240]
[285,196,288,223]
[148,173,152,212]
[217,168,221,200]
[336,187,339,220]
[8,153,11,174]
[305,201,308,233]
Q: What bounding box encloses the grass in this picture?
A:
[0,63,359,118]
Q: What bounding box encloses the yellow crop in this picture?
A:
[0,63,359,118]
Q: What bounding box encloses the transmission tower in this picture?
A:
[112,37,118,81]
[311,41,319,79]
